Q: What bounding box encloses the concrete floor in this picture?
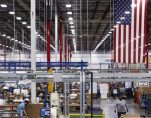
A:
[100,99,151,118]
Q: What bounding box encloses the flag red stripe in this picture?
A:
[129,26,131,63]
[123,25,126,63]
[133,0,137,63]
[114,27,116,62]
[118,25,121,63]
[138,0,142,63]
[144,0,148,63]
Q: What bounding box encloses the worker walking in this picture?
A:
[115,96,128,118]
[16,99,29,118]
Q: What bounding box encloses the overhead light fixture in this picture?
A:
[38,34,40,37]
[108,32,112,34]
[27,26,31,29]
[68,17,73,21]
[2,34,6,37]
[69,22,74,25]
[9,11,15,15]
[16,17,22,20]
[114,25,117,28]
[107,34,110,37]
[66,4,71,8]
[1,4,7,8]
[111,29,114,31]
[125,11,130,14]
[10,38,14,41]
[67,12,72,15]
[22,22,27,25]
[70,26,75,28]
[7,36,10,39]
[72,32,75,35]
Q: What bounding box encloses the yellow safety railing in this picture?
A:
[69,112,105,118]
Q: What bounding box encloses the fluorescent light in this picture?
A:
[125,11,130,14]
[70,26,75,28]
[38,34,40,37]
[1,4,7,8]
[16,17,22,20]
[72,32,75,35]
[108,32,112,34]
[9,11,15,15]
[107,34,110,37]
[69,22,74,25]
[111,29,114,31]
[10,38,14,41]
[2,34,6,37]
[71,29,75,32]
[15,40,18,42]
[67,12,72,15]
[120,17,125,20]
[22,22,27,25]
[27,26,31,29]
[7,36,10,39]
[66,4,71,8]
[68,17,73,21]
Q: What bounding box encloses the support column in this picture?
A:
[31,82,36,103]
[31,0,36,103]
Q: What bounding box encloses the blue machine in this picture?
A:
[40,108,50,117]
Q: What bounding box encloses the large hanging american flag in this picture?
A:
[114,0,148,63]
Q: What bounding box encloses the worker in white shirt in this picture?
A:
[115,96,128,118]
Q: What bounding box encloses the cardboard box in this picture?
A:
[25,103,43,118]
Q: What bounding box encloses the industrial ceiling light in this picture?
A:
[68,17,73,21]
[67,12,72,15]
[6,36,10,39]
[1,4,7,8]
[9,11,15,15]
[2,34,6,37]
[16,17,22,20]
[125,11,130,14]
[70,26,74,28]
[108,32,112,34]
[27,26,31,29]
[22,22,27,25]
[69,22,74,25]
[66,4,71,8]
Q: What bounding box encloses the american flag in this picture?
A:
[114,0,148,63]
